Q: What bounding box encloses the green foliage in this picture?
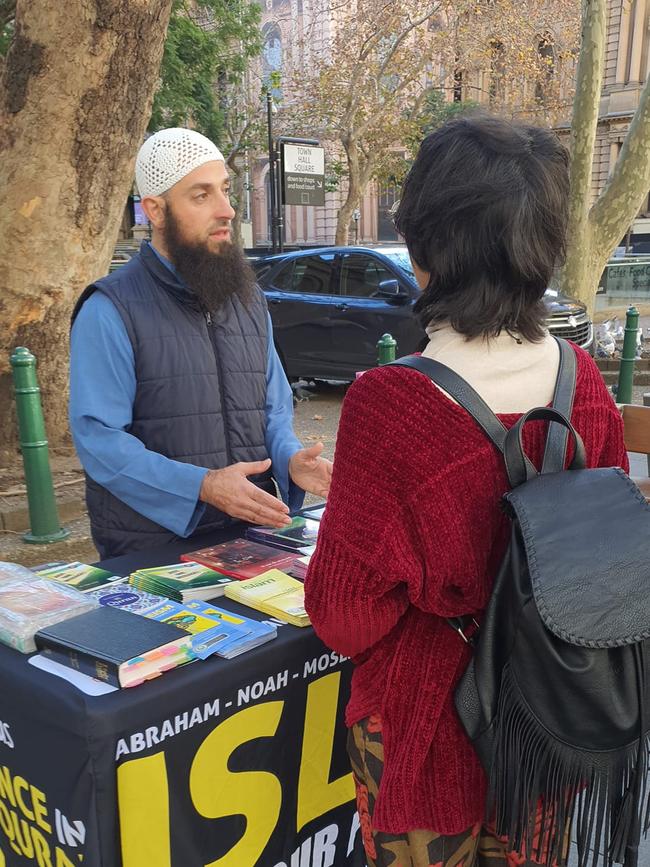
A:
[0,0,15,55]
[0,20,13,55]
[149,0,262,141]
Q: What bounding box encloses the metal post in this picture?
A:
[10,348,70,544]
[277,150,284,254]
[266,92,277,254]
[643,391,650,476]
[377,333,397,365]
[616,306,639,405]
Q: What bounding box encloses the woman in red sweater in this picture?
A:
[304,114,628,867]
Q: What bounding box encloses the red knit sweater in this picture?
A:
[304,345,628,836]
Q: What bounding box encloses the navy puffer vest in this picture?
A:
[72,242,271,558]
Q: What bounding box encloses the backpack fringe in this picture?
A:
[488,664,649,867]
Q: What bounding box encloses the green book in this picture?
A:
[32,561,122,593]
[129,561,233,601]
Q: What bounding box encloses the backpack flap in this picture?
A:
[505,466,650,648]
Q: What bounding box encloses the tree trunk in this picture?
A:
[561,0,606,312]
[562,0,650,314]
[0,0,172,452]
[335,138,375,245]
[229,162,246,248]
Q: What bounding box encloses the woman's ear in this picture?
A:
[411,259,430,291]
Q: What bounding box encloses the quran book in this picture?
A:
[35,605,194,688]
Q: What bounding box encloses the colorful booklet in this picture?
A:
[35,605,194,688]
[225,569,310,627]
[32,561,123,593]
[88,585,276,659]
[184,601,277,659]
[87,584,166,614]
[180,538,298,580]
[246,516,320,553]
[142,597,276,660]
[129,561,234,601]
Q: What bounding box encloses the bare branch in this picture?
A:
[377,2,442,78]
[0,0,15,30]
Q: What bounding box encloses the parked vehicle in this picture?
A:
[253,245,594,382]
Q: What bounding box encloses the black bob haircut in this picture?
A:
[393,113,570,342]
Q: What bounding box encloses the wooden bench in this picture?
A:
[620,403,650,500]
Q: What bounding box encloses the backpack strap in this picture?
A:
[390,336,576,477]
[389,338,578,645]
[541,337,577,474]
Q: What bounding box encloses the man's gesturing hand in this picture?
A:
[199,459,291,528]
[289,442,333,498]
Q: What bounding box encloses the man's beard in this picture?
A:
[162,206,256,312]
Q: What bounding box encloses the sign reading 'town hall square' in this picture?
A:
[281,142,326,207]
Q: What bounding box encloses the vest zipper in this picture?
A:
[205,310,234,466]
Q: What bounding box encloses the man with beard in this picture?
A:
[69,128,332,559]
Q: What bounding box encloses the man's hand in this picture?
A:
[289,442,333,498]
[199,459,291,528]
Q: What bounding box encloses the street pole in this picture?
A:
[615,305,639,405]
[266,91,277,254]
[10,347,70,544]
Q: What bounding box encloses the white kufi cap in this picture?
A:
[135,128,225,198]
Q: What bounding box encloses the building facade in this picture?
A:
[248,0,648,250]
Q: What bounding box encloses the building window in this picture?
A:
[262,23,283,98]
[535,36,555,104]
[377,185,399,242]
[489,40,505,105]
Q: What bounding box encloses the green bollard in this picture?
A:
[615,306,639,405]
[377,333,397,365]
[10,348,70,544]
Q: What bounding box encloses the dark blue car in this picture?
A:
[253,245,593,382]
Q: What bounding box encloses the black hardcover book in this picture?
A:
[34,605,192,688]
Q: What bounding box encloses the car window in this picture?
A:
[285,254,335,295]
[253,261,273,282]
[340,253,396,298]
[272,260,295,291]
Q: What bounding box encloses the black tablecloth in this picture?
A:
[0,523,364,867]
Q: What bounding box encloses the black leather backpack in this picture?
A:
[392,339,650,867]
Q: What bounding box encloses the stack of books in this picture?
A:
[289,554,312,581]
[35,605,194,688]
[129,561,234,601]
[181,538,298,580]
[89,584,276,660]
[246,516,320,553]
[225,569,310,627]
[32,561,123,593]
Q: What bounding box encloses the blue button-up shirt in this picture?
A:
[69,246,304,537]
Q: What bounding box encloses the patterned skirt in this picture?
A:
[348,714,569,867]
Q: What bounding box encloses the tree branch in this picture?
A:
[0,0,15,31]
[590,71,650,255]
[377,2,442,78]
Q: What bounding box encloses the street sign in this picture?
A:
[281,142,326,207]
